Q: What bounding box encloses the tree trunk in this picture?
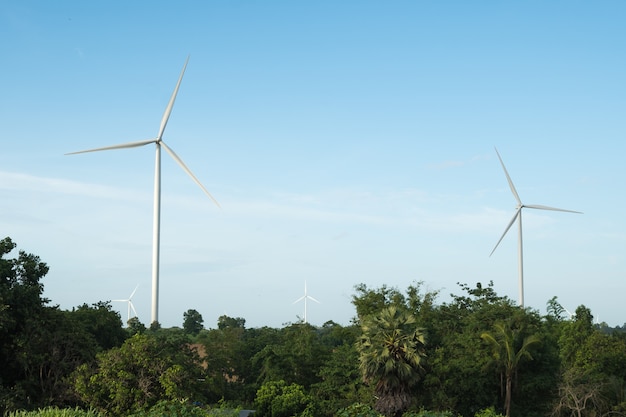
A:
[375,384,411,417]
[505,374,512,417]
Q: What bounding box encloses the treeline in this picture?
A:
[2,237,626,417]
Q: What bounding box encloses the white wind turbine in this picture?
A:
[490,147,582,308]
[67,57,220,325]
[564,307,575,320]
[293,281,320,324]
[113,284,139,324]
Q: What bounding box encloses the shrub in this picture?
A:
[336,403,383,417]
[6,407,103,417]
[254,380,310,417]
[402,410,455,417]
[127,400,211,417]
[474,408,505,417]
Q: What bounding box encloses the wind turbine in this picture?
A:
[293,281,320,324]
[67,57,220,325]
[113,284,139,324]
[564,307,575,320]
[490,147,581,308]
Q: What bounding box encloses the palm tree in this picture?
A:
[481,320,541,417]
[357,306,426,417]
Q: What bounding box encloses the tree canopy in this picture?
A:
[2,237,626,417]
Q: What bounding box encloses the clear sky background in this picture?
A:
[1,1,624,329]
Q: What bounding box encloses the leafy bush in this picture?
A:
[336,403,383,417]
[6,407,103,417]
[254,380,310,417]
[127,400,210,417]
[402,410,455,417]
[473,407,505,417]
[126,400,243,416]
[72,333,206,415]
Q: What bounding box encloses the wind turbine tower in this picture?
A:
[490,147,582,308]
[67,57,219,325]
[293,281,320,324]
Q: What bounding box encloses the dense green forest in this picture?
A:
[2,237,626,417]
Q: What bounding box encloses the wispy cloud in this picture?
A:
[427,160,465,170]
[0,171,147,201]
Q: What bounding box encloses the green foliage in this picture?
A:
[473,407,505,417]
[72,333,206,416]
[197,322,248,403]
[352,284,406,322]
[126,400,214,417]
[402,410,455,417]
[5,407,103,417]
[1,238,111,413]
[5,240,626,417]
[252,323,329,389]
[414,282,558,417]
[128,402,202,417]
[311,342,371,415]
[336,402,383,417]
[552,367,608,417]
[554,307,626,417]
[357,306,426,416]
[4,402,241,417]
[573,331,626,378]
[126,316,147,335]
[69,302,126,351]
[559,305,595,367]
[217,315,246,330]
[183,309,204,336]
[351,282,439,326]
[546,296,566,322]
[481,320,541,417]
[254,380,311,417]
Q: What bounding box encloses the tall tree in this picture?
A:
[559,305,595,368]
[552,367,608,417]
[72,332,206,415]
[311,342,370,416]
[481,320,541,417]
[197,318,247,403]
[357,306,426,417]
[555,307,626,417]
[352,283,406,323]
[0,237,50,412]
[183,308,204,335]
[253,322,329,389]
[70,302,127,350]
[218,315,246,330]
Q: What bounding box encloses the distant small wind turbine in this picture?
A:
[490,147,582,308]
[113,285,139,324]
[67,57,220,325]
[293,281,320,324]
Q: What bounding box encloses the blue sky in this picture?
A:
[2,1,625,329]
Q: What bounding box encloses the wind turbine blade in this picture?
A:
[161,142,221,208]
[524,204,583,214]
[66,139,156,155]
[307,295,321,304]
[129,301,138,318]
[494,147,522,206]
[129,284,139,299]
[490,209,521,257]
[293,296,305,304]
[112,299,126,302]
[157,56,189,140]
